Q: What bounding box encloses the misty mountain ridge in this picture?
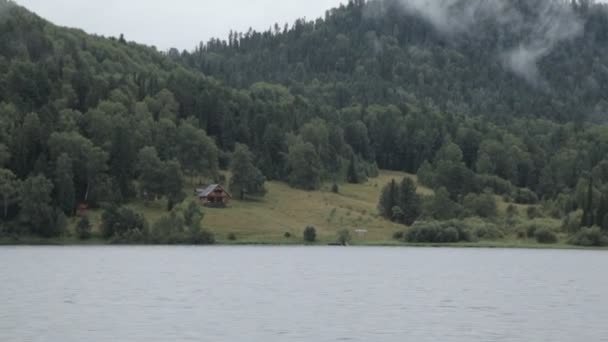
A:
[179,0,608,123]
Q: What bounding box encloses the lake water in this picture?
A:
[1,246,607,342]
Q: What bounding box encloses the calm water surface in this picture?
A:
[1,246,607,342]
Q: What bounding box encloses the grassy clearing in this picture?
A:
[53,170,599,249]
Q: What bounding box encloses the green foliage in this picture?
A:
[378,177,421,225]
[463,193,498,218]
[336,229,351,246]
[331,183,339,194]
[534,228,558,244]
[569,227,608,247]
[101,206,147,239]
[183,201,204,230]
[76,216,92,240]
[422,187,463,220]
[303,225,317,243]
[513,188,539,205]
[406,222,460,243]
[229,144,267,199]
[19,175,65,237]
[54,153,75,216]
[4,0,608,248]
[397,178,421,225]
[288,142,321,190]
[0,168,19,220]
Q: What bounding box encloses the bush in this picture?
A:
[284,232,292,238]
[101,206,147,239]
[331,183,339,194]
[406,222,460,243]
[228,233,237,241]
[476,174,514,195]
[337,229,351,245]
[190,230,216,245]
[562,210,583,234]
[473,225,504,240]
[463,193,498,218]
[534,228,558,244]
[392,231,404,240]
[76,216,92,240]
[303,225,317,243]
[437,227,459,243]
[513,188,539,205]
[570,227,608,247]
[527,206,541,219]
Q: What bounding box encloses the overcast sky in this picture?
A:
[15,0,346,51]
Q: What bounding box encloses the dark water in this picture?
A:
[1,246,607,342]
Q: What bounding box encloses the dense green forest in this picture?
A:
[1,0,608,245]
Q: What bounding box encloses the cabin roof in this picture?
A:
[196,184,231,198]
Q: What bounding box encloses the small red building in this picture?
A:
[196,184,231,207]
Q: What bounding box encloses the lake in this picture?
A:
[1,246,607,342]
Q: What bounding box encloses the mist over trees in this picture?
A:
[1,0,608,243]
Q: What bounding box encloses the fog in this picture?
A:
[15,0,345,51]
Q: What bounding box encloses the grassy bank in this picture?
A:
[2,170,600,249]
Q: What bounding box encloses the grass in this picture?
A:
[18,170,604,249]
[196,170,413,244]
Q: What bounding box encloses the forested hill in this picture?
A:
[179,0,608,123]
[2,0,608,243]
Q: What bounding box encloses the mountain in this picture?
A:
[1,0,608,243]
[180,0,608,123]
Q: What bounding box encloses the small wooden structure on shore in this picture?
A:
[196,184,231,207]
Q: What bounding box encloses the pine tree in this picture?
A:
[378,179,398,219]
[398,177,421,226]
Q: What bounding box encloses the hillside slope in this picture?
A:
[181,0,608,123]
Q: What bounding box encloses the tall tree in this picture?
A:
[287,142,321,190]
[229,144,267,200]
[0,168,19,220]
[54,153,76,216]
[398,177,421,226]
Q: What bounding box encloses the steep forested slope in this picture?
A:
[181,0,608,123]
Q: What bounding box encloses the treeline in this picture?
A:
[180,0,608,123]
[2,0,608,245]
[0,1,376,238]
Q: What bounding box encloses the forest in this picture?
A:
[1,0,608,246]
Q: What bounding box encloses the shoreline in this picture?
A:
[1,237,606,251]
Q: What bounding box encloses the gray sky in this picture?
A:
[15,0,345,51]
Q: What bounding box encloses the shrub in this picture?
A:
[534,228,558,244]
[513,188,539,205]
[76,216,92,240]
[331,183,339,194]
[284,232,292,238]
[406,222,460,243]
[228,233,237,241]
[437,226,459,243]
[190,230,216,245]
[473,225,504,240]
[570,227,608,247]
[101,206,147,239]
[337,229,351,245]
[463,193,498,218]
[303,225,317,243]
[392,231,404,240]
[527,206,541,219]
[562,210,583,234]
[476,174,514,195]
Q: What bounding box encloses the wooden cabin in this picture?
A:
[196,184,231,207]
